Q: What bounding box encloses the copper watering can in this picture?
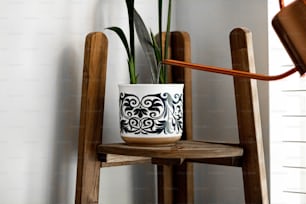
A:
[163,0,306,81]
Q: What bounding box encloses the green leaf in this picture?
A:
[150,32,166,83]
[150,31,162,63]
[106,26,131,58]
[160,0,172,84]
[126,0,135,60]
[134,9,158,83]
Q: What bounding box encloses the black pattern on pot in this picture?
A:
[119,92,183,136]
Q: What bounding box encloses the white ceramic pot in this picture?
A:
[119,84,184,145]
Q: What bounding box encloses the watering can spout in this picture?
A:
[163,0,306,81]
[162,59,297,81]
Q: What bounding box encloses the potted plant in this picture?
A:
[108,0,184,145]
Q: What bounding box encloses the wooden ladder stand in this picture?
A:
[75,28,269,204]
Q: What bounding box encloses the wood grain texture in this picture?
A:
[158,165,174,204]
[97,140,243,159]
[188,157,242,167]
[75,32,108,204]
[230,27,269,204]
[100,154,151,168]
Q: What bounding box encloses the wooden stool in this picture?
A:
[75,28,269,204]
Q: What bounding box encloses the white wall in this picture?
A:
[0,0,160,203]
[0,0,268,203]
[0,1,89,203]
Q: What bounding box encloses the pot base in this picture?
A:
[121,135,181,145]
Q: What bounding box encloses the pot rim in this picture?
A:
[119,83,184,87]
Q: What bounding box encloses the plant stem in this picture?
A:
[126,0,135,60]
[129,57,137,84]
[162,0,172,83]
[164,0,172,61]
[125,0,136,83]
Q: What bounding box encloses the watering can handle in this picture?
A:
[279,0,285,9]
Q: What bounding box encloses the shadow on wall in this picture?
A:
[49,46,80,204]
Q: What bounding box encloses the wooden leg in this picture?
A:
[75,32,108,204]
[158,165,173,204]
[157,31,193,204]
[173,163,194,204]
[157,163,193,204]
[230,28,269,204]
